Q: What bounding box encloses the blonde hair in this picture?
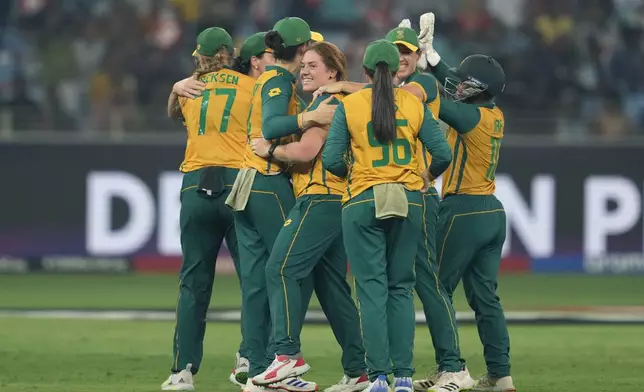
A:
[193,48,232,79]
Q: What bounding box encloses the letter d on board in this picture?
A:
[86,172,155,255]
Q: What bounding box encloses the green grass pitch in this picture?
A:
[1,273,643,310]
[0,274,643,391]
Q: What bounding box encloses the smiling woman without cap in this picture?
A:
[249,41,370,390]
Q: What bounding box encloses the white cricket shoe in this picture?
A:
[161,363,195,391]
[428,369,475,392]
[361,375,389,392]
[413,369,440,392]
[270,376,319,392]
[325,374,369,392]
[245,379,268,392]
[392,377,413,392]
[253,355,311,385]
[230,352,250,388]
[471,375,515,392]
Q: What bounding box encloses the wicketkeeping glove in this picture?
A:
[418,12,441,69]
[398,18,412,29]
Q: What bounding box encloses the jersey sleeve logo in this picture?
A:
[268,87,282,97]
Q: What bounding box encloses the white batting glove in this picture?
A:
[398,18,412,29]
[418,12,441,68]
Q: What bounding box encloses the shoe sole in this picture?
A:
[324,383,370,392]
[237,371,250,386]
[230,372,246,388]
[270,384,319,392]
[253,364,312,386]
[428,384,474,392]
[161,385,195,391]
[413,380,436,392]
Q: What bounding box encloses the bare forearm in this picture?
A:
[297,111,332,130]
[273,142,318,164]
[340,81,366,94]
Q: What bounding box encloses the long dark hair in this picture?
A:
[231,56,250,75]
[365,63,396,143]
[231,52,270,76]
[265,31,303,62]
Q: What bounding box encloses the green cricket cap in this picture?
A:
[240,32,272,62]
[363,39,400,72]
[193,27,234,56]
[385,27,419,52]
[273,17,311,47]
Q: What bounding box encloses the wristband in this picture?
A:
[268,144,278,158]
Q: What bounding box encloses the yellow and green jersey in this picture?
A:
[243,65,303,175]
[179,68,254,172]
[402,70,441,173]
[291,93,346,198]
[322,86,452,204]
[442,104,504,196]
[429,59,505,197]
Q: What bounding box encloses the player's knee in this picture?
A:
[466,289,501,314]
[387,280,415,295]
[264,258,282,277]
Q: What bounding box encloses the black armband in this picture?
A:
[268,143,278,158]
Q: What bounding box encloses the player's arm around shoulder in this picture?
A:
[418,106,451,179]
[321,101,350,178]
[252,93,339,163]
[401,72,439,104]
[168,76,207,119]
[429,59,457,86]
[277,127,327,164]
[260,75,299,139]
[262,127,327,164]
[168,91,183,119]
[283,93,340,162]
[439,99,481,134]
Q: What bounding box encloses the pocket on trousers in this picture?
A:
[197,166,226,198]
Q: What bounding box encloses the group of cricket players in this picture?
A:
[162,9,516,392]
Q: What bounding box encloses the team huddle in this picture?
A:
[163,12,515,392]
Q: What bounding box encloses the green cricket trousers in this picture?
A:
[342,188,423,381]
[437,194,510,378]
[172,167,246,374]
[232,172,296,378]
[414,188,464,372]
[266,194,366,377]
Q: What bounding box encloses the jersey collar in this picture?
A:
[266,65,297,82]
[402,69,420,85]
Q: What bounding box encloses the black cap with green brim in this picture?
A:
[273,17,312,47]
[240,32,273,62]
[363,39,400,72]
[193,27,234,56]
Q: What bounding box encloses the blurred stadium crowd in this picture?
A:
[1,0,644,138]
